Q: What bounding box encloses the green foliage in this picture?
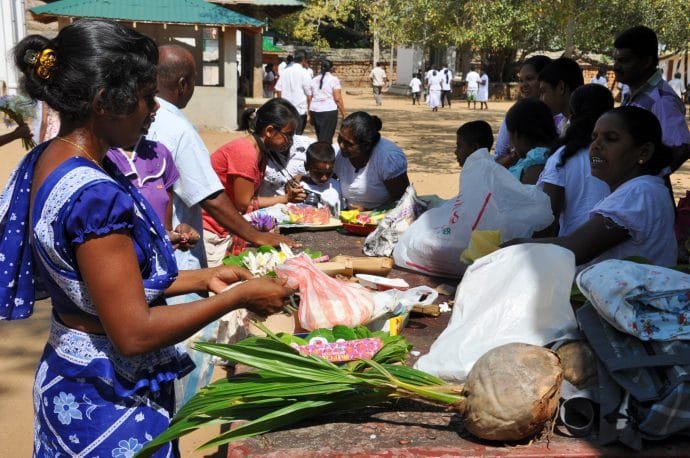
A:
[274,0,689,62]
[135,323,461,456]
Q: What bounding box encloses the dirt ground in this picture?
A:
[0,92,688,457]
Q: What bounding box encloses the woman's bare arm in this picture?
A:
[76,231,293,356]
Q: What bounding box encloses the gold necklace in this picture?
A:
[55,136,104,169]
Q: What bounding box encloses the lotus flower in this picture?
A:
[242,251,282,276]
[250,212,277,232]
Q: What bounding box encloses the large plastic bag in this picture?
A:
[275,254,375,331]
[393,148,553,277]
[363,185,429,257]
[414,244,578,382]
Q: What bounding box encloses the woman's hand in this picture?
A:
[496,148,520,168]
[285,178,306,203]
[168,223,200,251]
[233,277,298,317]
[206,265,255,294]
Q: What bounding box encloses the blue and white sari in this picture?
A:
[0,142,193,457]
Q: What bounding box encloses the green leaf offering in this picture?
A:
[135,322,464,457]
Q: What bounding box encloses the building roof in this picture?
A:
[213,0,304,6]
[31,0,264,29]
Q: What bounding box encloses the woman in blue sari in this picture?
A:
[2,19,295,457]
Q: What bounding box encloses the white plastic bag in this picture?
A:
[414,244,578,382]
[367,286,438,333]
[363,185,429,256]
[370,285,438,320]
[393,148,553,277]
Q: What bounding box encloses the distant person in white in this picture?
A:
[427,69,443,112]
[409,73,422,105]
[669,72,686,100]
[441,67,453,108]
[274,50,312,134]
[477,67,489,110]
[590,68,608,87]
[465,66,481,109]
[369,61,388,106]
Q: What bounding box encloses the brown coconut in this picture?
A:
[556,341,598,389]
[453,343,563,442]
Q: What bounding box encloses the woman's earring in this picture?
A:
[638,159,644,164]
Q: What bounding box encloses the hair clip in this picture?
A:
[26,48,57,80]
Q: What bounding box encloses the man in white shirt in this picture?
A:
[669,72,686,101]
[275,50,312,134]
[465,66,481,109]
[369,61,388,106]
[277,55,291,77]
[148,45,295,405]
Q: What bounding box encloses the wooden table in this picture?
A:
[226,228,690,457]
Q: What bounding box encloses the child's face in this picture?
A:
[455,136,475,167]
[307,160,334,184]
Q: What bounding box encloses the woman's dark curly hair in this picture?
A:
[13,18,158,124]
[554,83,614,167]
[341,111,383,156]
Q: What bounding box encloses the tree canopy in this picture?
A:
[271,0,690,79]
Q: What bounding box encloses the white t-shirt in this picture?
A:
[465,71,481,91]
[409,77,422,92]
[370,66,387,86]
[334,137,408,209]
[477,74,489,101]
[302,177,342,214]
[277,61,287,76]
[669,78,686,99]
[147,97,223,271]
[258,134,312,197]
[274,64,312,114]
[538,146,610,236]
[427,71,443,91]
[441,69,452,91]
[308,72,341,112]
[590,175,677,266]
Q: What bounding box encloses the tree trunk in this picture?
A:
[563,17,575,58]
[373,17,380,66]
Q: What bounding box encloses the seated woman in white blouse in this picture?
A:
[335,111,410,210]
[507,106,677,266]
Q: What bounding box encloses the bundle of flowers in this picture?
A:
[222,244,323,277]
[0,95,36,150]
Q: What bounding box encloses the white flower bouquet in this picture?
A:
[0,94,36,150]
